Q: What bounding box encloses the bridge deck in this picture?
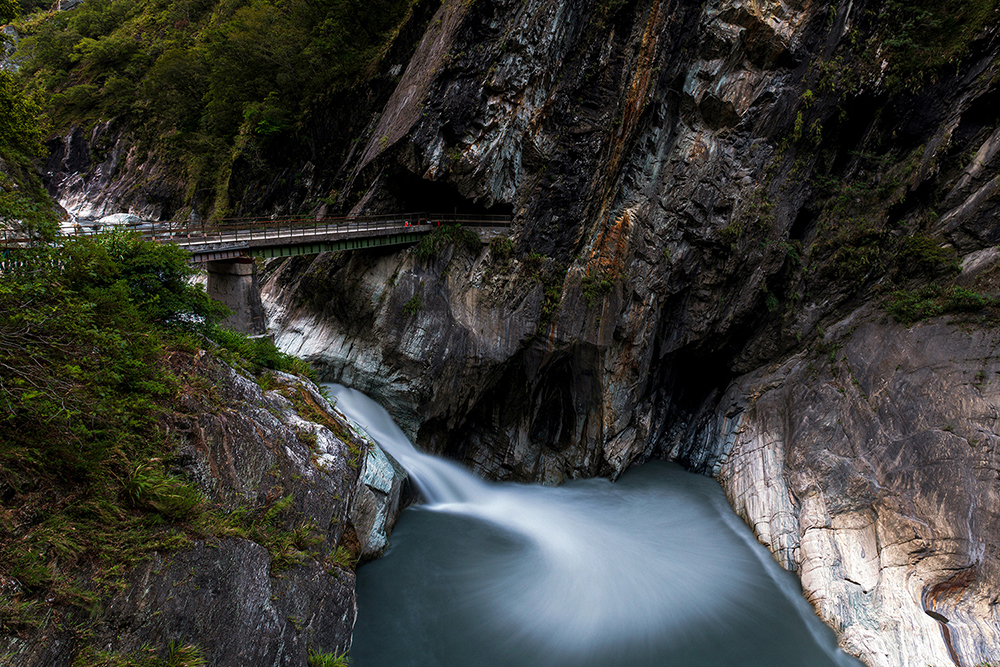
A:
[1,213,512,264]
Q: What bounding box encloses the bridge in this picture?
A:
[150,212,512,262]
[2,212,513,333]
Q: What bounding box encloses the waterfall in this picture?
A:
[328,384,864,667]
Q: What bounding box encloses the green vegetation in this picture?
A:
[518,252,565,332]
[307,648,350,667]
[212,327,314,378]
[72,642,207,667]
[414,224,480,263]
[125,460,204,521]
[1,232,221,633]
[329,544,356,570]
[886,285,999,323]
[223,494,325,572]
[580,272,613,306]
[874,0,998,87]
[808,149,922,286]
[12,0,420,217]
[815,0,999,94]
[892,235,961,282]
[489,236,515,263]
[402,292,422,316]
[0,231,325,638]
[272,379,362,467]
[1,0,59,239]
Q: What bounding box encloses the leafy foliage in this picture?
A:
[211,326,315,378]
[0,71,44,157]
[414,224,480,263]
[892,235,961,282]
[489,236,514,263]
[216,494,325,572]
[0,232,315,636]
[13,0,419,217]
[886,285,999,323]
[401,292,422,316]
[0,28,58,239]
[580,272,613,305]
[876,0,998,87]
[808,150,922,287]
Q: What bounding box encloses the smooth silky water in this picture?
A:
[327,384,865,667]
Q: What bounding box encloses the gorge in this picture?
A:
[333,382,865,667]
[3,0,1000,665]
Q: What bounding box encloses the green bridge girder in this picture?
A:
[245,231,428,259]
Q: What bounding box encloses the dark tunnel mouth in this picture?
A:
[386,171,514,217]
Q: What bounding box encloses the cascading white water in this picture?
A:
[328,384,864,667]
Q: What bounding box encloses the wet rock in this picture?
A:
[714,311,1000,667]
[351,443,408,560]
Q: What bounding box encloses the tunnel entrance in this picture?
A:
[385,171,514,217]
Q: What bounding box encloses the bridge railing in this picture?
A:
[3,213,512,252]
[1,227,34,246]
[147,212,511,246]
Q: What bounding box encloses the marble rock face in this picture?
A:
[716,311,1000,667]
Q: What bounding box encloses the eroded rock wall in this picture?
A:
[261,1,1000,665]
[42,0,1000,664]
[714,304,1000,667]
[266,0,1000,480]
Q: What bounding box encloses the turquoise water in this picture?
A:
[329,385,863,667]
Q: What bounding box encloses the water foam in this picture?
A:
[330,384,862,667]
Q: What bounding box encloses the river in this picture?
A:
[327,384,864,667]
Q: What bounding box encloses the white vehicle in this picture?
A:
[97,213,143,227]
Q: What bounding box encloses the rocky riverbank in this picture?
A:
[1,352,406,666]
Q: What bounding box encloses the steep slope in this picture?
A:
[1,350,405,666]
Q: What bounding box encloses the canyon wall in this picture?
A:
[259,2,1000,665]
[43,0,1000,665]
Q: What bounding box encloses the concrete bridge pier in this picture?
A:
[206,258,266,334]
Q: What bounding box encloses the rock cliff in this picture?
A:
[258,1,1000,665]
[41,0,1000,665]
[714,309,1000,667]
[0,352,405,666]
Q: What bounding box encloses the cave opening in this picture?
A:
[385,171,514,217]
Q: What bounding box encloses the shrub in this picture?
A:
[402,293,422,316]
[414,224,480,263]
[211,327,314,378]
[877,0,998,86]
[489,236,514,262]
[307,648,349,667]
[581,272,613,305]
[0,232,317,637]
[886,285,997,323]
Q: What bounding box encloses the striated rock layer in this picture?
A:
[713,308,1000,667]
